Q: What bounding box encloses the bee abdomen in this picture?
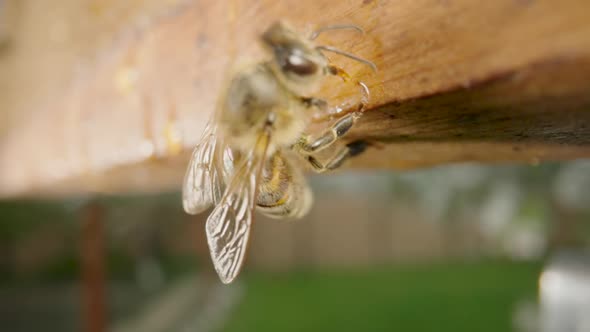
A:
[256,183,311,219]
[256,152,312,219]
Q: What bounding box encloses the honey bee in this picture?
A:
[183,21,376,283]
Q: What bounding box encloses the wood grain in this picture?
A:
[1,0,590,197]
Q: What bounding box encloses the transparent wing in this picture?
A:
[205,131,270,284]
[182,122,232,215]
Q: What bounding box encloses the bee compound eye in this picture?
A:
[283,53,318,76]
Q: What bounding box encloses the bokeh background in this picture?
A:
[2,162,590,332]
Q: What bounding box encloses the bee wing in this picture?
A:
[182,123,231,215]
[205,131,271,284]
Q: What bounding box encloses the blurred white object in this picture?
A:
[539,251,590,332]
[554,161,590,211]
[502,220,546,260]
[479,181,520,237]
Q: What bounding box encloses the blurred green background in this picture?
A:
[1,162,589,332]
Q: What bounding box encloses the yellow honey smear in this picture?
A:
[88,1,105,17]
[164,120,183,156]
[114,66,138,95]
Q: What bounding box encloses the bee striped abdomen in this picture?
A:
[256,152,312,219]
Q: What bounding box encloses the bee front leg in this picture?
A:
[304,140,368,173]
[301,96,342,123]
[312,64,370,123]
[297,111,362,154]
[303,95,361,124]
[300,97,328,111]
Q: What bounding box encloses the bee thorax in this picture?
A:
[219,63,307,154]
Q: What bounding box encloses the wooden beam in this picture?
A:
[348,58,590,169]
[1,0,590,197]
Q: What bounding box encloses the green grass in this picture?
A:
[223,261,541,332]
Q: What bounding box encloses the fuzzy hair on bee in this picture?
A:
[182,20,376,284]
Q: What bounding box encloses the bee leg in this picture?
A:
[305,140,368,173]
[297,110,362,154]
[301,97,340,123]
[302,96,359,123]
[300,97,328,111]
[312,64,370,123]
[327,65,371,107]
[311,101,362,123]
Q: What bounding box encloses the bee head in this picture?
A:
[261,21,327,95]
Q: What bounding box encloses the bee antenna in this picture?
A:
[309,24,364,40]
[316,45,377,72]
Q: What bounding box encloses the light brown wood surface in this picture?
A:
[1,0,590,197]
